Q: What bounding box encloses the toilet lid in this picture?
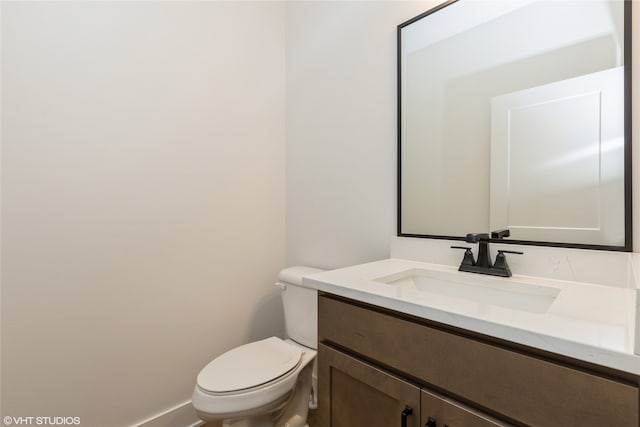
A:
[197,337,302,393]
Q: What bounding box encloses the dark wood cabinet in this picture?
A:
[318,294,640,427]
[318,343,421,427]
[421,390,511,427]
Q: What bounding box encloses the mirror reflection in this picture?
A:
[399,0,630,249]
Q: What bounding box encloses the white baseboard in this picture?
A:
[135,400,203,427]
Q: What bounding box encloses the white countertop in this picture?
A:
[303,258,640,375]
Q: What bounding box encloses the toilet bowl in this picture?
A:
[192,337,316,426]
[192,267,323,427]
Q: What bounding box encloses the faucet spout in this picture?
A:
[465,233,492,268]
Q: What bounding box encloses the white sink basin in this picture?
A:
[374,268,560,313]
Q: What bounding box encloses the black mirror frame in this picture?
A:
[397,0,633,252]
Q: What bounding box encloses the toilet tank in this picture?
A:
[278,266,324,349]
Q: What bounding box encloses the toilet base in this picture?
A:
[222,422,308,427]
[221,419,308,427]
[219,361,314,427]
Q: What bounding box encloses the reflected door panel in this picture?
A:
[490,67,624,246]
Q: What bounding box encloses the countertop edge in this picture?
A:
[304,275,640,376]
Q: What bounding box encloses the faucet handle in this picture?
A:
[451,246,476,266]
[493,250,523,276]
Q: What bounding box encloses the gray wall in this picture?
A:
[285,1,434,269]
[1,2,286,425]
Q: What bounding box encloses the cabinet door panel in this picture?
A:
[318,343,420,427]
[422,390,513,427]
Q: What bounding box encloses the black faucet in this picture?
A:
[451,229,522,277]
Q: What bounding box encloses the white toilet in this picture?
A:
[192,266,323,427]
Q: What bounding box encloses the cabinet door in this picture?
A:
[421,390,513,427]
[318,343,421,427]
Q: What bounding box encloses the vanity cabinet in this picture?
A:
[317,294,640,427]
[319,343,508,427]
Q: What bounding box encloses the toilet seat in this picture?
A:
[192,337,316,417]
[197,337,303,394]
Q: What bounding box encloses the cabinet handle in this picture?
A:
[401,406,413,427]
[424,417,437,427]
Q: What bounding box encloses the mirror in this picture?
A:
[398,0,632,250]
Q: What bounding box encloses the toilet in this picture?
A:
[192,266,323,427]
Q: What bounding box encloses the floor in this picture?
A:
[307,408,317,426]
[202,409,316,426]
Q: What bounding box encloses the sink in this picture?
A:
[373,268,560,313]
